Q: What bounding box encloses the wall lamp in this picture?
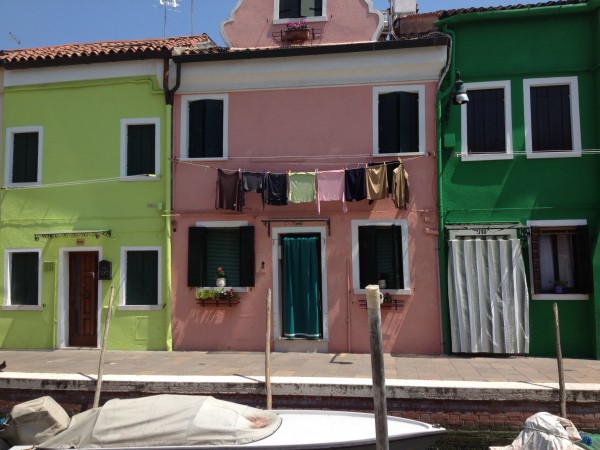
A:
[452,71,469,105]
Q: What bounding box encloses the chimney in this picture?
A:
[392,0,417,16]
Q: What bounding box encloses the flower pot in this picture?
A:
[377,279,386,289]
[216,278,226,288]
[284,28,310,42]
[554,285,564,294]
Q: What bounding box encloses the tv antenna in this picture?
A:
[9,32,21,47]
[154,0,181,37]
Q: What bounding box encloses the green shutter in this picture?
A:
[188,100,223,158]
[358,226,378,289]
[11,252,38,305]
[575,226,592,294]
[126,251,158,305]
[206,228,240,286]
[239,226,255,287]
[391,224,404,289]
[188,227,207,286]
[301,0,321,17]
[12,132,38,183]
[127,124,155,176]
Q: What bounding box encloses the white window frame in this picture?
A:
[5,126,43,187]
[373,85,426,156]
[460,80,513,161]
[194,221,249,291]
[120,118,160,180]
[119,246,162,310]
[524,76,581,159]
[351,219,410,295]
[180,94,228,161]
[527,219,589,301]
[272,0,327,24]
[3,248,42,310]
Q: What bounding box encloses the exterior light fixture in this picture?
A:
[452,71,469,105]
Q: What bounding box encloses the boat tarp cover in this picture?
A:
[37,395,282,448]
[490,412,582,450]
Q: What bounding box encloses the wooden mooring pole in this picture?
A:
[265,288,272,410]
[366,285,389,450]
[93,286,115,409]
[553,302,567,418]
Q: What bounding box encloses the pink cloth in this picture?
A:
[316,170,346,213]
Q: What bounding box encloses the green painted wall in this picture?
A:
[438,1,600,358]
[1,75,170,350]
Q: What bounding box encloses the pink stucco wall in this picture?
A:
[222,0,382,48]
[170,82,442,355]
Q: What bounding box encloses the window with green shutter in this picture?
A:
[12,132,39,183]
[188,226,255,287]
[125,250,159,305]
[188,99,224,158]
[279,0,322,18]
[9,251,39,306]
[127,124,155,176]
[377,91,420,154]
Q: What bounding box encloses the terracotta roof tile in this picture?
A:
[431,0,586,19]
[1,35,214,68]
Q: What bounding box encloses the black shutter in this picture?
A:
[239,226,255,287]
[378,93,399,154]
[358,226,378,289]
[280,0,299,18]
[467,89,505,154]
[11,252,38,305]
[574,226,592,294]
[188,227,207,286]
[126,251,158,305]
[12,132,38,183]
[529,227,542,294]
[127,124,155,176]
[531,85,572,151]
[398,92,419,153]
[188,100,205,158]
[204,100,224,158]
[392,225,404,289]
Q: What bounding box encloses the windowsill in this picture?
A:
[372,152,425,157]
[526,150,581,159]
[181,156,227,161]
[117,305,163,311]
[273,16,327,25]
[461,153,514,162]
[198,287,249,292]
[2,305,43,311]
[532,293,589,301]
[354,288,410,296]
[120,175,161,182]
[6,181,41,188]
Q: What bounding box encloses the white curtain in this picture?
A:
[447,236,530,354]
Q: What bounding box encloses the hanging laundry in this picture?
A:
[288,171,316,203]
[392,164,410,209]
[368,161,400,193]
[241,171,265,206]
[366,165,388,200]
[264,172,288,206]
[216,168,242,212]
[345,167,367,202]
[316,170,346,213]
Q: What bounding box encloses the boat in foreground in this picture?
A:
[5,395,445,450]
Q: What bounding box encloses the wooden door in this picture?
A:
[69,252,98,347]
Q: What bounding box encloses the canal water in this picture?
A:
[432,430,519,449]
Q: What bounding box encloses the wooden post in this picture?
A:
[93,286,115,409]
[265,288,272,410]
[553,302,567,418]
[365,285,389,450]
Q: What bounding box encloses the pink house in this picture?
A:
[169,0,448,354]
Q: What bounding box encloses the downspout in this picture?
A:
[436,25,456,355]
[162,58,181,351]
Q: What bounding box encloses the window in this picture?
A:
[373,86,425,155]
[351,220,409,293]
[120,118,160,178]
[121,247,161,307]
[4,250,41,307]
[461,81,512,160]
[524,77,581,158]
[528,220,591,299]
[278,0,323,19]
[5,126,42,185]
[180,95,227,160]
[188,223,255,288]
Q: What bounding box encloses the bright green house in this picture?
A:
[0,36,210,350]
[431,0,600,358]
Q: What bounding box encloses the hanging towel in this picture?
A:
[392,164,410,209]
[288,171,316,204]
[241,171,265,207]
[264,172,288,206]
[368,161,399,193]
[366,165,388,200]
[216,168,242,212]
[345,167,367,202]
[316,170,346,213]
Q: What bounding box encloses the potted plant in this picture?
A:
[377,273,388,289]
[553,280,567,294]
[195,288,217,303]
[283,20,310,42]
[216,267,226,287]
[382,292,393,304]
[218,289,239,301]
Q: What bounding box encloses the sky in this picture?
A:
[0,0,530,50]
